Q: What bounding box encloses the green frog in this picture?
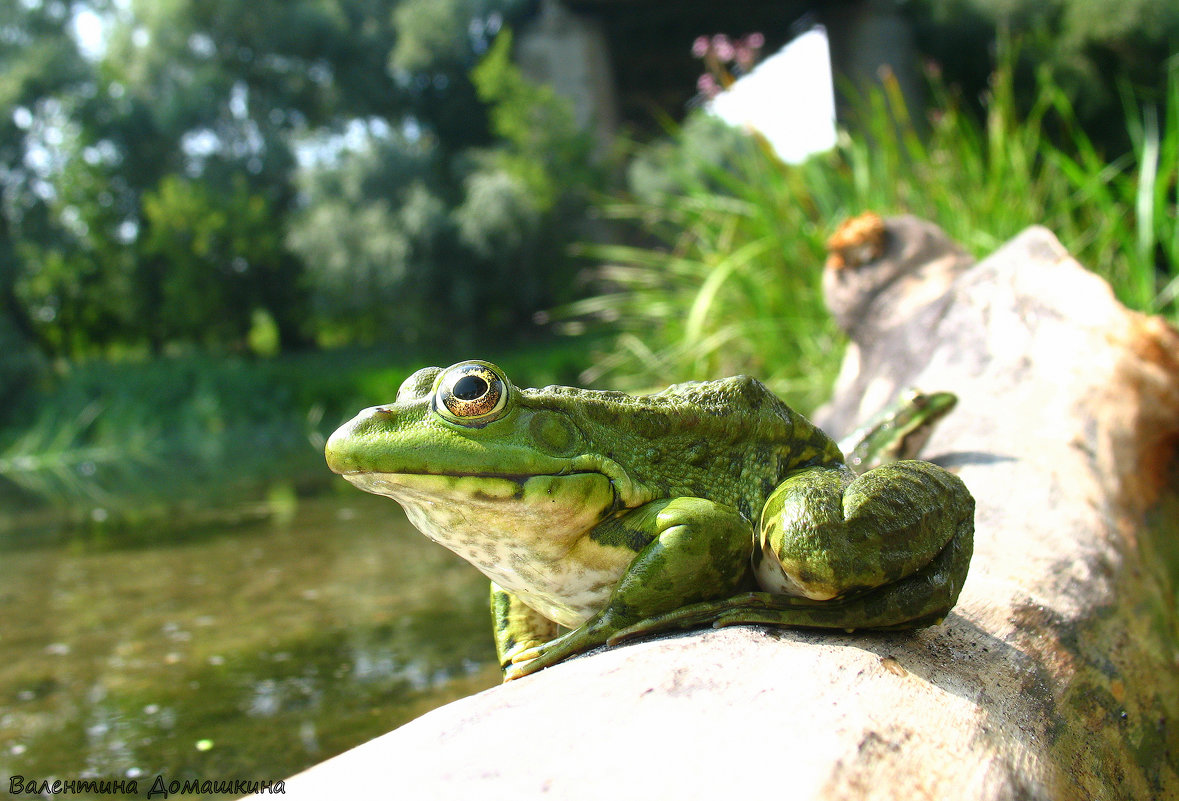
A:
[326,361,975,681]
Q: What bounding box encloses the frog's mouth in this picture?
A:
[339,469,620,544]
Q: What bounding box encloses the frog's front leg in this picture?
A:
[490,583,560,672]
[503,496,753,681]
[755,459,974,627]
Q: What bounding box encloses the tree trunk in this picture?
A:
[285,216,1179,799]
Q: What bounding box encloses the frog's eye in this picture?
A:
[434,362,510,426]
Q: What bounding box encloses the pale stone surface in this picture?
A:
[285,624,1044,798]
[285,219,1179,799]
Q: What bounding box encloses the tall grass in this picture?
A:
[566,121,844,409]
[565,49,1179,409]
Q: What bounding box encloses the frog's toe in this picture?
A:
[504,632,584,678]
[509,643,546,664]
[502,659,539,681]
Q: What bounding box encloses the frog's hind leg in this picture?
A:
[613,526,971,646]
[609,524,971,645]
[754,459,974,627]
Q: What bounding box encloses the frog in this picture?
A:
[325,360,975,681]
[838,389,958,475]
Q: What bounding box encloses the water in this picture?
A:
[0,486,501,791]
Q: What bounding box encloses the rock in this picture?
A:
[284,218,1179,799]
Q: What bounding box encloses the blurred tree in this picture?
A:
[13,152,138,356]
[470,29,596,212]
[389,0,531,149]
[0,0,96,363]
[287,132,448,346]
[139,173,301,349]
[288,26,603,350]
[2,0,572,359]
[459,27,600,328]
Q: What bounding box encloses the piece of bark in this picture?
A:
[283,218,1179,800]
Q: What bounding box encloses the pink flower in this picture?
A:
[711,34,735,63]
[696,73,720,98]
[691,36,710,58]
[745,32,765,50]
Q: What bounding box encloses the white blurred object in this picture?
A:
[709,26,837,164]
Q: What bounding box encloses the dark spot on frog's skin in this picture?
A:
[492,593,511,630]
[683,442,709,466]
[471,485,525,503]
[737,376,766,410]
[499,635,518,667]
[590,525,656,553]
[760,476,779,499]
[737,498,753,522]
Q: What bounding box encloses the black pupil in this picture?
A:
[453,374,489,401]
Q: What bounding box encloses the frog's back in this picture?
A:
[524,375,844,520]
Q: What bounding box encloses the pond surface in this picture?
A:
[0,484,501,794]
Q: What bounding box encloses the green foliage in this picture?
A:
[390,0,475,74]
[16,159,301,356]
[288,134,449,346]
[569,52,1179,408]
[1,0,547,362]
[470,29,598,212]
[0,400,159,508]
[457,28,603,322]
[140,173,301,350]
[13,153,139,355]
[247,308,281,357]
[4,0,1171,406]
[843,53,1179,315]
[0,351,331,512]
[563,113,840,409]
[624,112,756,205]
[289,26,602,349]
[907,0,1179,141]
[0,316,43,419]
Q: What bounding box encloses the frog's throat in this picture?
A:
[343,470,632,628]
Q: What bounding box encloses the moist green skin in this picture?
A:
[326,361,976,681]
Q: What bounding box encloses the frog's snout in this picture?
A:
[324,421,356,474]
[325,405,393,474]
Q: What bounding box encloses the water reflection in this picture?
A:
[0,488,500,787]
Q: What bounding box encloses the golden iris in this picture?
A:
[434,362,509,425]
